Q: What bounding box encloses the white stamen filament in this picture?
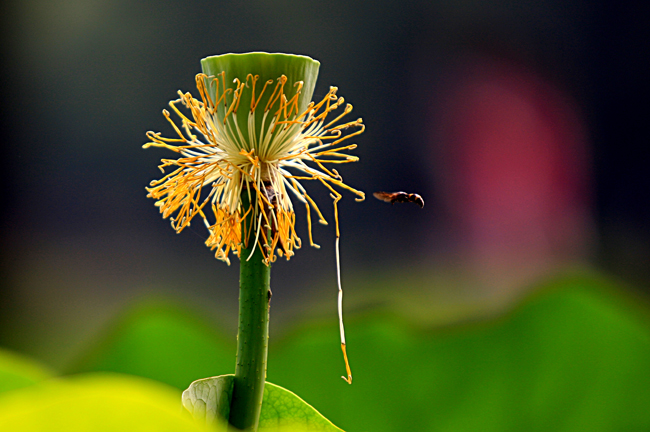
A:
[336,236,352,384]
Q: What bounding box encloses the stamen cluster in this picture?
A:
[145,72,364,265]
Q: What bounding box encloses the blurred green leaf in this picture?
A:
[0,348,52,394]
[67,301,234,390]
[0,373,215,431]
[268,271,650,432]
[182,374,343,432]
[66,271,650,431]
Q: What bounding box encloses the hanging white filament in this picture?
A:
[336,236,353,384]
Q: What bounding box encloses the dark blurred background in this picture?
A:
[0,0,649,389]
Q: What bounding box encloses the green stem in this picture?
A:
[229,192,271,431]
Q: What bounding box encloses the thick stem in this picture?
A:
[229,193,271,431]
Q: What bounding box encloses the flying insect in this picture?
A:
[373,191,424,208]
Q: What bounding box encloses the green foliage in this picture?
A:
[183,374,342,431]
[0,349,52,394]
[0,373,213,431]
[268,273,650,432]
[15,270,650,431]
[66,301,234,390]
[259,380,342,431]
[182,375,233,430]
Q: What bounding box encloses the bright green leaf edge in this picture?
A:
[0,348,53,394]
[0,372,214,432]
[183,374,343,432]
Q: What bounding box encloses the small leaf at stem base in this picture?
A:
[183,374,343,431]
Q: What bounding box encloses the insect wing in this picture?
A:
[373,191,396,203]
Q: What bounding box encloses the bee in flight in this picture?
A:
[373,191,424,208]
